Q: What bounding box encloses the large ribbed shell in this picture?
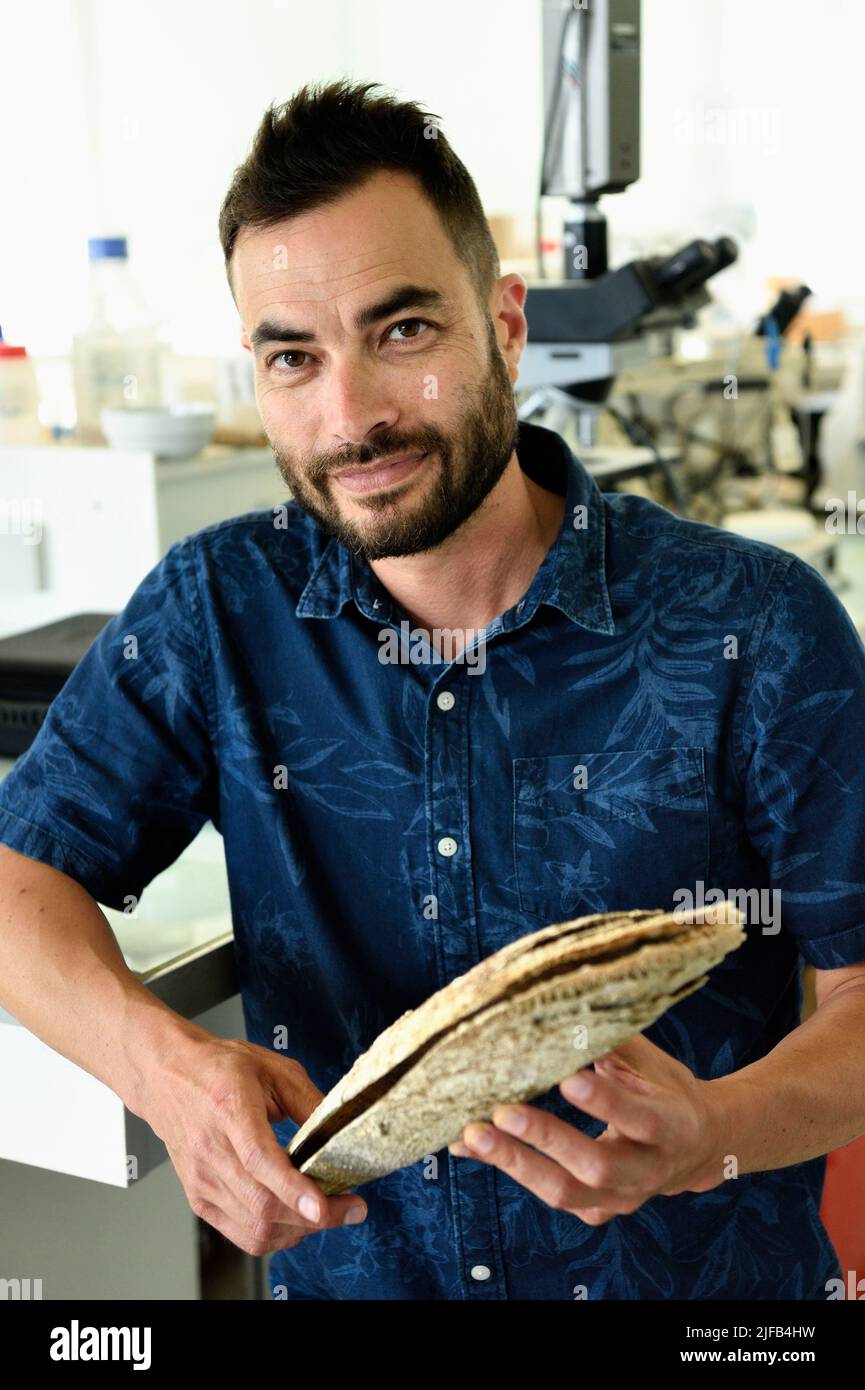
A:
[287,904,745,1194]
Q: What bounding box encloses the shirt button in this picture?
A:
[437,836,458,858]
[516,600,525,613]
[470,1265,492,1281]
[436,691,456,711]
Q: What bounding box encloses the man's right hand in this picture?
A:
[138,1033,367,1256]
[0,846,363,1256]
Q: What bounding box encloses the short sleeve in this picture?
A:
[740,555,865,968]
[0,537,217,910]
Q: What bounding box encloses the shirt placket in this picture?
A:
[425,647,509,1300]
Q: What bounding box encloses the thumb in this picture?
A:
[260,1052,327,1126]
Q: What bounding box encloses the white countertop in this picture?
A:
[0,752,235,1186]
[0,755,232,976]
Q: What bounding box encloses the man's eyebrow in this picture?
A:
[248,285,448,352]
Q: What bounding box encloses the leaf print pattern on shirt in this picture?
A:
[0,423,858,1300]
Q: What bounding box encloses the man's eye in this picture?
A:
[265,320,431,372]
[268,350,309,371]
[386,318,431,342]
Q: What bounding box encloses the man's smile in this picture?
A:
[332,450,430,495]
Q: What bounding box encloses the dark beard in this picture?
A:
[269,314,520,560]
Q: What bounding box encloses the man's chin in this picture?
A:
[329,472,446,559]
[346,518,445,562]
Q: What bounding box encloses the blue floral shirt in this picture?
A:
[1,420,863,1301]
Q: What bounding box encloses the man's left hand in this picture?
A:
[449,1035,729,1224]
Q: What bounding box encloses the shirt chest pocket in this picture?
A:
[512,747,710,923]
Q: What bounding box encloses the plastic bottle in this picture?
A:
[0,325,44,445]
[72,237,164,444]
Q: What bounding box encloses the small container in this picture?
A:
[72,236,164,444]
[99,403,215,459]
[0,327,44,446]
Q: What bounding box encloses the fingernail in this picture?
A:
[562,1072,593,1100]
[298,1194,321,1222]
[343,1204,367,1225]
[466,1124,494,1153]
[495,1107,528,1135]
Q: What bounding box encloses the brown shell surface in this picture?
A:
[287,905,745,1194]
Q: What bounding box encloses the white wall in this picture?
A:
[611,0,865,325]
[0,0,355,356]
[1,0,862,358]
[0,1,94,355]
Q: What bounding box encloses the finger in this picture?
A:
[596,1034,675,1081]
[558,1067,668,1144]
[491,1103,657,1189]
[241,1055,363,1222]
[187,1134,366,1232]
[192,1195,312,1257]
[461,1121,645,1218]
[593,1055,655,1093]
[262,1053,327,1127]
[180,1128,302,1226]
[223,1108,366,1226]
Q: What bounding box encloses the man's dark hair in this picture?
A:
[218,78,500,309]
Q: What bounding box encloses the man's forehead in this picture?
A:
[239,244,435,300]
[232,170,462,315]
[237,166,437,251]
[236,255,454,338]
[234,250,467,341]
[245,282,455,353]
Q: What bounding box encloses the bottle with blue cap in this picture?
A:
[72,236,163,444]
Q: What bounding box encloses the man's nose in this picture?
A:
[326,357,399,446]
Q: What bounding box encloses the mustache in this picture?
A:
[305,433,444,482]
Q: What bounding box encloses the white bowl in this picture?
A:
[100,403,216,459]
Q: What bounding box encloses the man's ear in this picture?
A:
[240,329,252,354]
[492,273,529,387]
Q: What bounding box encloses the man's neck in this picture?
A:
[368,454,567,641]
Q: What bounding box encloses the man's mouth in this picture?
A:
[332,451,429,495]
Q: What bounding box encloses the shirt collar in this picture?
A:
[295,420,615,636]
